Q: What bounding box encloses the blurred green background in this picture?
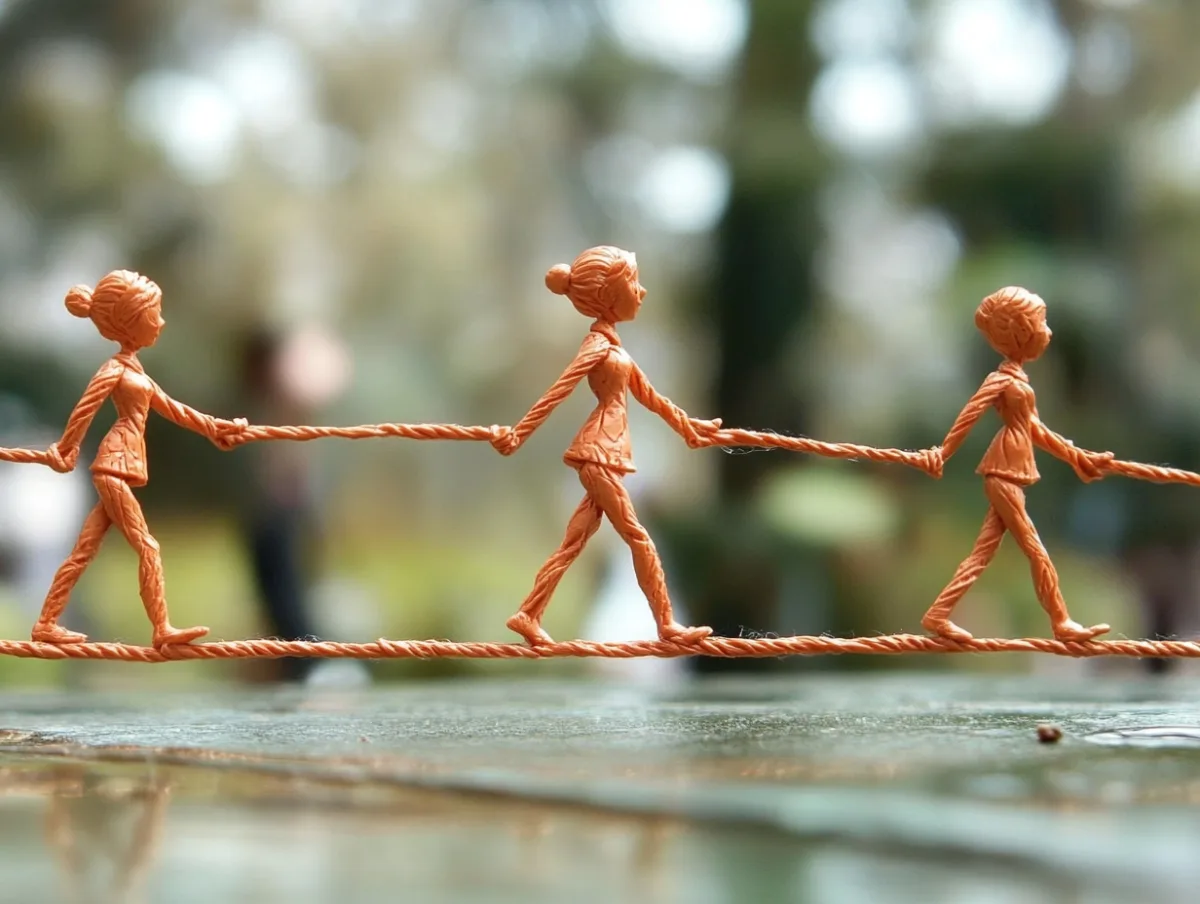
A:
[0,0,1197,687]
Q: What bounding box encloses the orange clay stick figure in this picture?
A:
[922,287,1115,644]
[491,246,720,646]
[32,271,247,648]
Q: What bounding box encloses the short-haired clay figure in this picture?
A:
[491,246,719,646]
[922,287,1113,643]
[33,271,246,648]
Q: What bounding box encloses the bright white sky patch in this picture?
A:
[637,145,731,233]
[604,0,748,80]
[1075,16,1134,97]
[923,0,1071,127]
[125,71,241,183]
[408,75,477,155]
[810,0,913,60]
[210,30,314,138]
[1144,89,1200,192]
[810,58,922,156]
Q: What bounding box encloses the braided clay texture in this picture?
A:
[0,634,1198,662]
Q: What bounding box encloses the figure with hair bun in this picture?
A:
[490,246,720,646]
[33,270,247,648]
[921,287,1115,643]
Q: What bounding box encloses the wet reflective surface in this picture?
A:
[1,674,1198,903]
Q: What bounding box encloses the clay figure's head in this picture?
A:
[974,286,1052,363]
[544,245,645,323]
[65,270,165,351]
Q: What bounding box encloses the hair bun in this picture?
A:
[64,285,93,318]
[544,263,572,295]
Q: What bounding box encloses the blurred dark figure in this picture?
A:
[688,0,831,672]
[1113,428,1200,674]
[235,326,350,681]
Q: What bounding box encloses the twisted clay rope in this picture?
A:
[0,449,48,465]
[233,423,496,444]
[705,428,937,472]
[1,634,1198,662]
[1104,459,1200,487]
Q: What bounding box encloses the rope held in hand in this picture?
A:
[2,634,1200,662]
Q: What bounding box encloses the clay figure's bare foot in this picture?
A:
[153,625,209,648]
[659,622,712,644]
[31,622,88,645]
[1052,620,1110,643]
[922,615,974,642]
[506,612,555,646]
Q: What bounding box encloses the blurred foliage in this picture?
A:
[0,0,1198,685]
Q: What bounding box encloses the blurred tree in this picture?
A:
[683,0,832,671]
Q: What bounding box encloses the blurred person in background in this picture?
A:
[233,325,358,682]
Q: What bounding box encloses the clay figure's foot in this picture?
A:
[31,622,88,645]
[922,615,974,642]
[506,612,554,646]
[659,622,712,644]
[153,625,209,648]
[1052,620,1110,643]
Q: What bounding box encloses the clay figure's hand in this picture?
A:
[45,442,75,473]
[489,425,518,456]
[923,446,945,479]
[684,417,722,449]
[1073,449,1114,483]
[211,417,249,451]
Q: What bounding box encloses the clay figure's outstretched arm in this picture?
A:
[150,381,245,447]
[494,331,611,456]
[1031,417,1112,482]
[628,363,720,448]
[938,370,1009,464]
[47,359,125,471]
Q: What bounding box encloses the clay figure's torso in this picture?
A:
[977,366,1039,485]
[92,355,152,486]
[565,343,635,473]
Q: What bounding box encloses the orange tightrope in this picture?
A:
[707,428,936,473]
[1,634,1198,662]
[1106,459,1200,487]
[234,423,496,445]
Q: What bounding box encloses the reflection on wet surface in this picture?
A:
[0,674,1197,903]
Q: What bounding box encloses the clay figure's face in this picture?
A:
[129,294,165,349]
[1022,301,1052,362]
[609,263,646,322]
[979,292,1053,363]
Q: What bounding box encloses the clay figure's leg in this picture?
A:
[579,464,711,644]
[96,475,208,647]
[921,507,1005,642]
[986,477,1109,642]
[32,501,112,644]
[507,492,603,645]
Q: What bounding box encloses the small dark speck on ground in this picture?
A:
[1036,723,1063,744]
